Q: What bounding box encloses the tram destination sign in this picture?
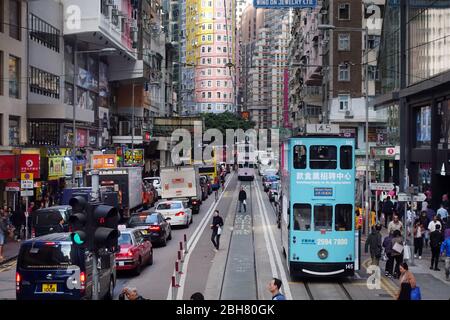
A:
[370,183,395,191]
[254,0,317,8]
[314,188,333,197]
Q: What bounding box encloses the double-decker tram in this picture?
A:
[280,126,356,277]
[237,142,256,181]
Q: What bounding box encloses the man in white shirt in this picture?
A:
[437,204,448,223]
[388,215,403,235]
[428,215,442,233]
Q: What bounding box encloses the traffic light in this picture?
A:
[91,204,120,252]
[68,196,91,248]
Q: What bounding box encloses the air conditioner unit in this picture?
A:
[345,110,354,118]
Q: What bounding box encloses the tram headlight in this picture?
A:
[318,249,328,260]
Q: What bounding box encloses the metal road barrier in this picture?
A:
[170,234,189,300]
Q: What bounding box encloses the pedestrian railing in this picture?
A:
[170,234,189,300]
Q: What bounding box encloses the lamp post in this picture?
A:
[72,47,116,185]
[318,24,370,235]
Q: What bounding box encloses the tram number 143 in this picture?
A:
[316,239,348,246]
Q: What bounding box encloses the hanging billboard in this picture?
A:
[253,0,317,8]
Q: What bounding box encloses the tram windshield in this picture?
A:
[314,205,333,231]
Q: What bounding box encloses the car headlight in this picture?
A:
[318,249,328,260]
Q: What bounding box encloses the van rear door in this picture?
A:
[17,242,85,300]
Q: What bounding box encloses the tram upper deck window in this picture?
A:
[293,204,311,231]
[335,204,353,231]
[293,145,306,169]
[314,205,333,231]
[340,146,353,170]
[310,146,337,169]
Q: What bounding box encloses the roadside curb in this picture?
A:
[0,255,18,266]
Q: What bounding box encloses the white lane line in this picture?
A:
[254,180,293,300]
[166,172,235,300]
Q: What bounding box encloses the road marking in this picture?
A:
[166,172,235,300]
[361,258,397,298]
[254,180,293,300]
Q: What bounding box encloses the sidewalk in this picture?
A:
[0,240,20,265]
[368,226,450,300]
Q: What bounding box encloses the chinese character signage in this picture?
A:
[254,0,317,8]
[19,154,40,176]
[124,149,144,167]
[296,171,352,185]
[92,155,117,169]
[48,157,66,178]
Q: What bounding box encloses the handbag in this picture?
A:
[403,244,411,260]
[243,200,247,206]
[217,226,222,235]
[393,242,404,254]
[411,287,421,300]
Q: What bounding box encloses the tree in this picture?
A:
[201,112,255,135]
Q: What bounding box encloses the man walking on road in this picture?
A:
[268,278,286,300]
[430,224,444,271]
[388,214,403,235]
[238,187,247,213]
[365,224,382,266]
[210,210,224,252]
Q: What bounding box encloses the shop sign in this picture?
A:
[77,129,88,148]
[5,182,20,192]
[19,154,40,176]
[48,157,66,178]
[92,155,117,169]
[0,155,17,179]
[21,173,34,189]
[124,149,144,166]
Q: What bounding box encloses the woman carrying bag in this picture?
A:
[397,262,420,300]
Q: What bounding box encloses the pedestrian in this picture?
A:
[0,209,10,262]
[383,232,395,277]
[430,224,444,271]
[365,224,382,266]
[382,196,394,228]
[423,201,436,225]
[210,210,224,252]
[190,292,205,300]
[428,215,442,233]
[54,217,65,233]
[391,230,404,279]
[437,203,448,225]
[388,214,403,235]
[397,262,416,300]
[11,206,25,241]
[413,220,424,260]
[238,187,247,213]
[267,278,286,300]
[440,236,450,281]
[118,287,147,300]
[406,205,416,236]
[220,172,225,191]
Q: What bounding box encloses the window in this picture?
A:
[217,35,222,41]
[335,204,353,231]
[340,146,353,169]
[368,65,379,80]
[293,145,306,169]
[217,24,221,30]
[338,64,350,81]
[202,58,206,64]
[223,46,227,52]
[202,35,206,41]
[202,46,205,53]
[314,205,333,231]
[293,204,311,231]
[29,66,60,99]
[207,58,211,64]
[338,3,350,20]
[8,116,19,146]
[415,105,431,147]
[338,34,350,51]
[217,58,221,64]
[339,94,350,111]
[368,35,380,49]
[9,0,21,40]
[9,55,20,99]
[0,0,4,33]
[207,69,211,75]
[217,92,221,98]
[64,82,73,105]
[309,145,337,169]
[208,24,212,30]
[207,46,212,53]
[207,35,212,41]
[19,243,75,269]
[224,81,228,87]
[202,92,205,98]
[207,92,211,98]
[207,80,211,87]
[217,81,220,87]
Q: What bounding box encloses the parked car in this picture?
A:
[127,212,172,246]
[268,181,280,203]
[155,200,192,228]
[16,233,116,300]
[31,205,72,238]
[263,175,280,192]
[115,228,153,275]
[143,177,161,199]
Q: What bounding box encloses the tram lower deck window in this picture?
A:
[310,146,337,169]
[335,204,353,231]
[293,204,311,231]
[314,205,333,231]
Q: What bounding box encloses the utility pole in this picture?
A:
[364,26,370,236]
[131,81,135,166]
[72,37,78,186]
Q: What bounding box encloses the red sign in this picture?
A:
[0,155,17,179]
[77,129,88,147]
[19,154,40,176]
[5,182,20,191]
[144,132,151,141]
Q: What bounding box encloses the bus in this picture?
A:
[198,165,219,190]
[279,135,356,277]
[237,142,255,181]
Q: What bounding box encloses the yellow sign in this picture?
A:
[48,157,66,177]
[92,155,117,169]
[21,173,34,181]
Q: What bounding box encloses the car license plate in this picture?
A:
[119,261,125,266]
[42,284,57,293]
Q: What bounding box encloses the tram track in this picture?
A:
[302,280,353,300]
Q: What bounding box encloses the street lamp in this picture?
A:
[72,47,117,185]
[318,24,371,235]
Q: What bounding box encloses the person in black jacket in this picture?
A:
[365,224,382,266]
[210,210,224,251]
[238,187,247,213]
[430,224,444,271]
[382,196,394,228]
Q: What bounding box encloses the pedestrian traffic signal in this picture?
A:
[91,204,120,251]
[68,196,91,248]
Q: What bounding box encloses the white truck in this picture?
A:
[160,166,202,214]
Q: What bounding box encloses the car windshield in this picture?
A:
[128,214,158,226]
[32,210,63,225]
[270,183,279,190]
[19,243,76,269]
[118,233,133,245]
[157,202,182,210]
[266,176,279,182]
